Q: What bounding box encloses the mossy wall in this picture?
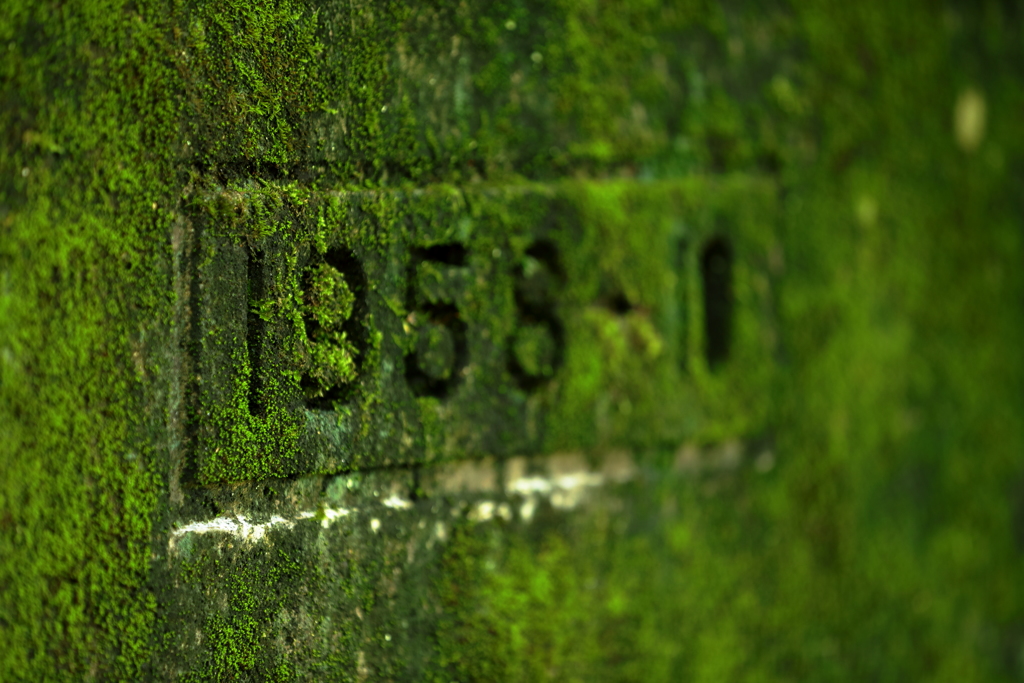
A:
[1,0,1023,680]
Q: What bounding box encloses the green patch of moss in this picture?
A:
[178,0,326,165]
[3,0,1024,679]
[179,545,309,681]
[430,2,1024,681]
[0,0,180,677]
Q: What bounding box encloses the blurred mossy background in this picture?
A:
[2,0,1024,680]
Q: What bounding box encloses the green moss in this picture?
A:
[429,2,1024,681]
[180,545,309,681]
[3,0,1024,679]
[0,0,178,677]
[179,0,326,165]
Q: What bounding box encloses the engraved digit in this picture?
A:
[301,246,368,408]
[675,236,689,372]
[246,246,265,417]
[405,244,468,399]
[700,236,733,368]
[508,240,564,391]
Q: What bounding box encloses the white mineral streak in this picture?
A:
[168,452,639,553]
[170,514,293,542]
[382,494,413,510]
[169,507,351,551]
[468,500,495,522]
[505,471,606,508]
[519,497,537,522]
[503,451,638,519]
[319,507,352,528]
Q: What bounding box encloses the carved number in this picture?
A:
[301,247,369,409]
[700,237,733,369]
[508,240,564,390]
[404,244,469,399]
[246,247,266,416]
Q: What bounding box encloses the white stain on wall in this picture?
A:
[167,450,640,554]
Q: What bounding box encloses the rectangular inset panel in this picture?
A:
[185,176,778,483]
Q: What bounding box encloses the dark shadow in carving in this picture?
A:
[675,237,689,372]
[415,243,467,267]
[596,290,633,316]
[508,240,565,392]
[404,305,468,399]
[405,244,469,399]
[247,247,266,417]
[701,236,733,369]
[301,247,370,410]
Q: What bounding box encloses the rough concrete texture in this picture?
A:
[2,0,1024,681]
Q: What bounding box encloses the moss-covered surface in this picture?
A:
[0,1,178,678]
[179,174,775,485]
[2,0,1024,680]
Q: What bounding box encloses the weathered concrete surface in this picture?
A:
[3,0,1024,681]
[160,171,779,678]
[157,444,782,679]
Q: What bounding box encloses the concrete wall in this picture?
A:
[2,1,1024,680]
